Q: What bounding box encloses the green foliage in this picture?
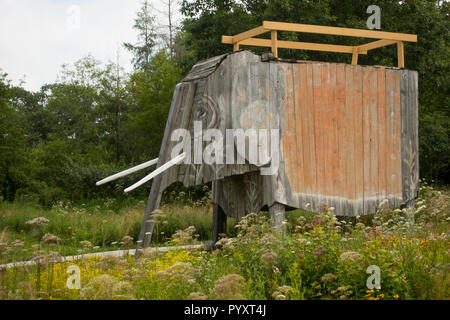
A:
[124,50,182,161]
[123,0,158,70]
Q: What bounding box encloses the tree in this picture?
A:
[0,72,30,201]
[124,0,158,70]
[124,50,182,162]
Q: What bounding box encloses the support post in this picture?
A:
[271,30,278,58]
[351,47,359,65]
[405,199,414,228]
[269,202,285,234]
[233,42,240,51]
[212,203,227,244]
[397,41,405,68]
[135,174,163,259]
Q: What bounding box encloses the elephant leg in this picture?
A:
[404,199,415,228]
[269,202,286,234]
[135,174,163,258]
[212,203,227,244]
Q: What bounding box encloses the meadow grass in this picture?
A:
[0,182,448,300]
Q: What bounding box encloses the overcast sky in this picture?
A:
[0,0,182,91]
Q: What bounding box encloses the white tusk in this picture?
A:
[124,153,186,193]
[96,158,159,186]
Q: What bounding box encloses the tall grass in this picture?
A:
[0,181,448,300]
[0,198,234,263]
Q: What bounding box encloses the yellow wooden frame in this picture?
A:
[222,21,418,68]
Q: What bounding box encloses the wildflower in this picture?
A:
[320,273,336,282]
[120,235,134,249]
[272,285,294,300]
[188,292,208,300]
[393,294,399,299]
[314,245,327,256]
[0,242,11,256]
[212,274,245,300]
[80,274,134,300]
[41,233,61,244]
[11,240,24,247]
[259,233,280,246]
[379,199,388,208]
[355,222,365,229]
[215,237,231,248]
[150,209,164,219]
[80,240,92,249]
[339,251,361,261]
[26,217,49,228]
[261,250,278,265]
[172,226,199,245]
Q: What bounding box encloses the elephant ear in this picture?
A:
[231,61,281,167]
[237,99,279,167]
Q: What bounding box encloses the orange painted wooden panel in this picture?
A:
[369,69,379,201]
[377,68,387,204]
[282,64,297,190]
[362,67,372,212]
[393,71,403,201]
[344,64,356,207]
[282,61,404,214]
[353,66,364,214]
[305,63,317,209]
[336,64,346,212]
[312,64,326,206]
[293,64,305,194]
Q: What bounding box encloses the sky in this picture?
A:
[0,0,182,91]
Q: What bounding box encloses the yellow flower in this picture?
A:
[393,294,399,299]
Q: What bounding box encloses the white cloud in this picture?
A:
[0,0,181,91]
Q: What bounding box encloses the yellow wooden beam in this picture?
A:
[397,41,405,68]
[231,26,268,44]
[262,21,418,42]
[351,48,359,65]
[222,36,368,54]
[357,39,397,52]
[271,30,278,57]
